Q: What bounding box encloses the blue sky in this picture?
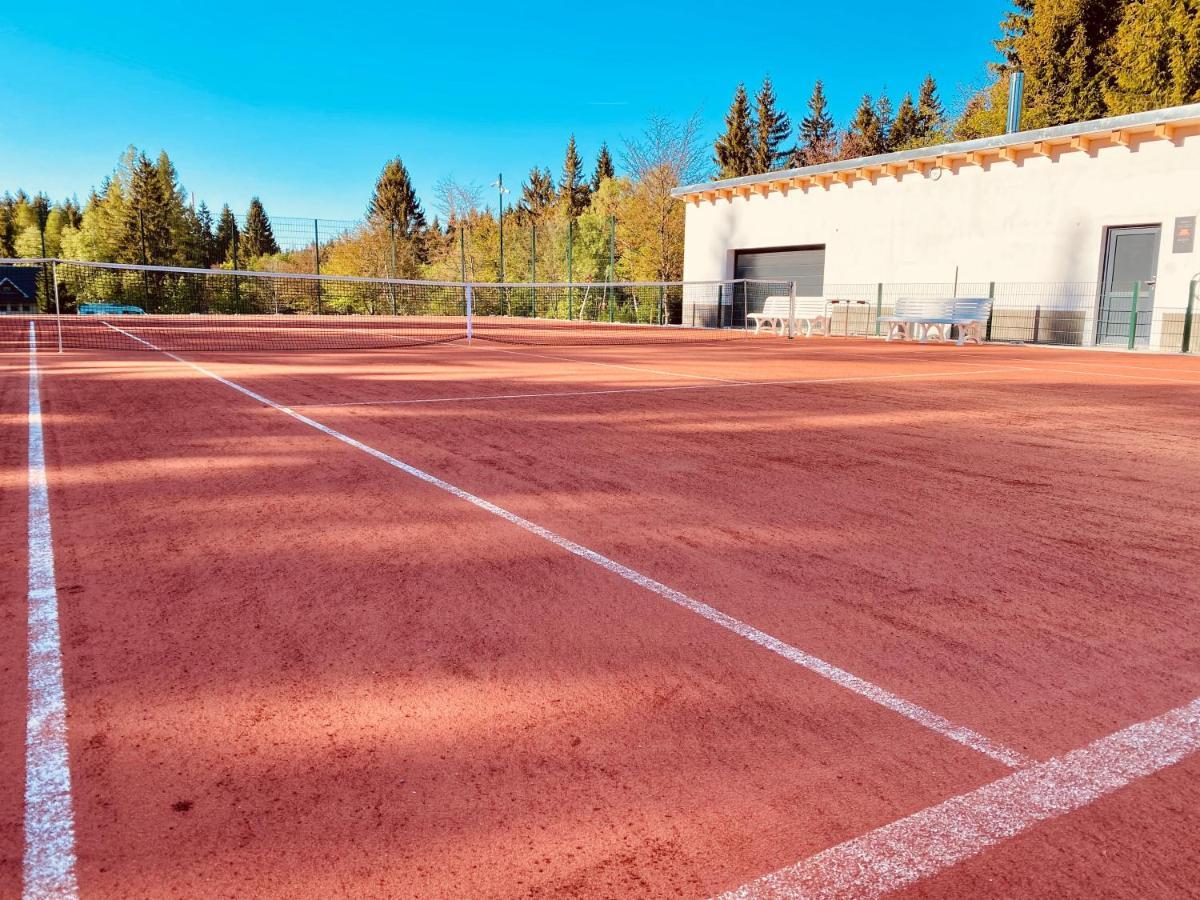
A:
[1,1,1010,222]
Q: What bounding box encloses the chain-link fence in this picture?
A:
[4,258,1198,354]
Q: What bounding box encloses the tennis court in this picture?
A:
[5,316,1200,897]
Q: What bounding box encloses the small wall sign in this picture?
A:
[1174,216,1196,254]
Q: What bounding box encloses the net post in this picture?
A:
[787,281,797,340]
[51,259,63,353]
[874,282,883,336]
[1182,277,1197,354]
[1127,281,1140,351]
[465,282,474,344]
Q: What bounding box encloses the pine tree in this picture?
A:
[519,167,556,222]
[915,75,946,141]
[714,84,755,178]
[215,204,238,264]
[842,94,885,159]
[752,76,792,173]
[560,135,590,217]
[368,158,428,237]
[242,197,280,257]
[591,142,615,191]
[1107,0,1200,114]
[790,80,838,167]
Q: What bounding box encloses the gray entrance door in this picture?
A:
[732,246,826,328]
[1097,226,1160,347]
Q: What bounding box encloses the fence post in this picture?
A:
[232,230,241,313]
[459,226,466,282]
[659,284,665,325]
[1126,281,1140,351]
[874,282,883,336]
[138,209,152,304]
[465,283,474,344]
[567,219,574,320]
[388,220,398,315]
[313,219,322,314]
[530,224,537,317]
[607,215,616,323]
[787,281,797,340]
[1182,277,1197,353]
[716,284,723,329]
[51,259,63,353]
[986,281,996,342]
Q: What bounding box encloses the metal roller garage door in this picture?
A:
[734,246,826,294]
[727,246,826,328]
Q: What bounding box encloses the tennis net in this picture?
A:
[0,260,787,352]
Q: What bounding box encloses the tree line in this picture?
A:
[4,0,1196,287]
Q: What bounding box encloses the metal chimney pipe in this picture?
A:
[1006,71,1025,134]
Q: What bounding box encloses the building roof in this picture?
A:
[672,103,1200,203]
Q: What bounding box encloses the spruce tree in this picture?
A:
[842,94,885,159]
[0,195,16,257]
[368,158,428,238]
[995,0,1036,70]
[1106,0,1200,113]
[192,201,215,267]
[791,80,838,167]
[714,84,755,178]
[560,135,590,217]
[519,167,556,221]
[591,143,615,192]
[876,91,895,152]
[242,198,280,257]
[119,151,173,265]
[752,76,792,173]
[890,94,920,149]
[215,204,238,264]
[1003,0,1128,127]
[915,75,946,141]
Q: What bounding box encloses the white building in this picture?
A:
[673,104,1200,351]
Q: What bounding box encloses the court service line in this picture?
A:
[290,367,1019,409]
[104,322,1031,770]
[24,324,80,899]
[719,696,1200,899]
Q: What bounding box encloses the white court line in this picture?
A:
[719,696,1200,899]
[103,321,1031,769]
[24,324,80,899]
[948,357,1200,386]
[290,367,1018,409]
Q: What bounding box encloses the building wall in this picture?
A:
[681,127,1200,347]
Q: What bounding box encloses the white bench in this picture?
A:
[747,296,832,337]
[878,297,992,346]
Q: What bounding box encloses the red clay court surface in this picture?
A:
[4,330,1200,898]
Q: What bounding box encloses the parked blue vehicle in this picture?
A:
[78,303,147,315]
